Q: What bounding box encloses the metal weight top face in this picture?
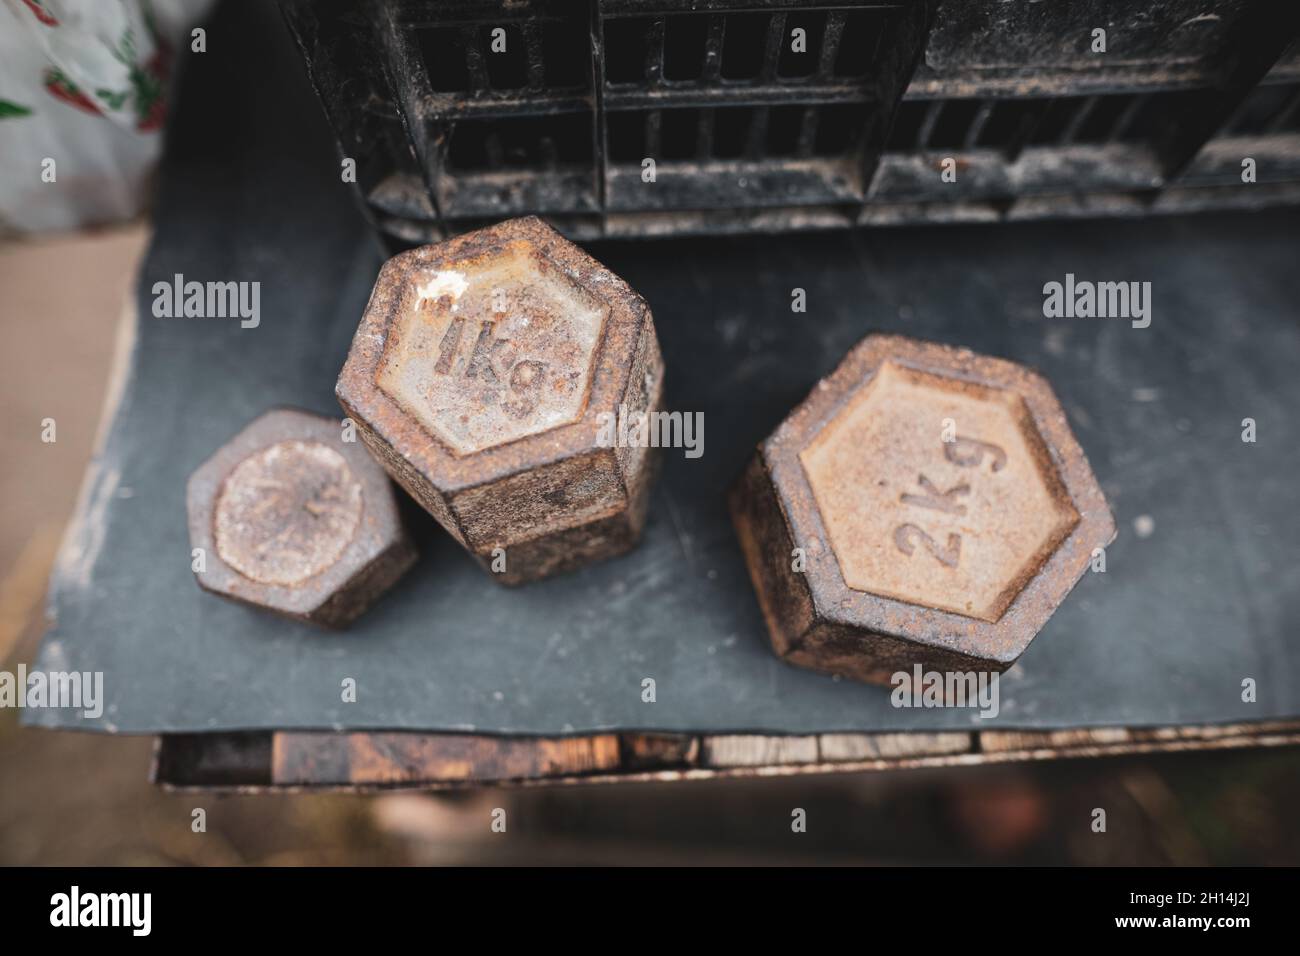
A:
[376,241,607,457]
[800,361,1079,623]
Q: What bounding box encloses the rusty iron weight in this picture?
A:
[337,216,665,585]
[186,408,417,628]
[729,334,1116,685]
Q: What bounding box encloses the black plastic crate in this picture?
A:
[280,0,1300,241]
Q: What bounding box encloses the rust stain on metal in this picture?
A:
[729,334,1115,685]
[187,408,416,628]
[337,216,664,585]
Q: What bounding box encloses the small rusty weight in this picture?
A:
[187,407,416,627]
[729,334,1115,684]
[336,216,665,585]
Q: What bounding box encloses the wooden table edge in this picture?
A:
[151,720,1300,792]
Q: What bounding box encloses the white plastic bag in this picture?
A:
[0,0,212,234]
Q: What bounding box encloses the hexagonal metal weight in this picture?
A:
[187,408,416,628]
[729,334,1115,685]
[337,217,664,585]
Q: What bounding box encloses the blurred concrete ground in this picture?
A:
[1,227,1298,866]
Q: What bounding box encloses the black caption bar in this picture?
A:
[0,866,1285,942]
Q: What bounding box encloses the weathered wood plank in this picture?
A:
[979,728,1131,752]
[818,732,971,761]
[978,721,1300,753]
[701,735,820,767]
[272,732,621,786]
[619,734,699,770]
